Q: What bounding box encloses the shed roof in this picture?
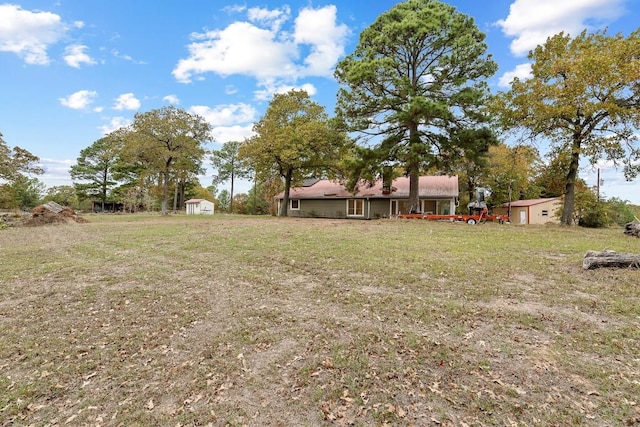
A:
[277,176,458,199]
[504,197,561,207]
[185,198,206,204]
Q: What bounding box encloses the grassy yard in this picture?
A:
[1,214,639,426]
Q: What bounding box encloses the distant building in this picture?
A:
[274,176,459,219]
[494,198,561,225]
[92,201,124,213]
[185,199,215,215]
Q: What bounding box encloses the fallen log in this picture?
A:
[583,250,640,270]
[624,221,640,237]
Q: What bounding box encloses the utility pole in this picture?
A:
[508,180,513,222]
[596,168,603,202]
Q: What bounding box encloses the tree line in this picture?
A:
[1,0,639,225]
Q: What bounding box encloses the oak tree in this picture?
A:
[0,132,43,182]
[492,29,640,225]
[123,106,212,215]
[240,90,348,217]
[483,143,542,206]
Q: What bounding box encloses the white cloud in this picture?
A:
[498,63,532,87]
[38,159,75,190]
[63,44,96,68]
[189,103,257,126]
[172,5,347,95]
[163,94,180,105]
[211,124,255,144]
[59,90,98,109]
[496,0,626,56]
[254,81,317,101]
[111,49,145,64]
[98,116,131,135]
[247,5,290,32]
[113,93,141,110]
[222,5,246,14]
[39,158,74,185]
[172,21,297,83]
[0,4,67,64]
[294,5,349,77]
[189,104,257,144]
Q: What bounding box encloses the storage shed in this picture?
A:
[494,198,561,225]
[185,199,215,215]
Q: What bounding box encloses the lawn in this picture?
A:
[1,214,639,426]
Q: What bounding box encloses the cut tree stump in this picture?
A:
[583,250,640,270]
[624,221,640,237]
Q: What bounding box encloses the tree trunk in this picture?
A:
[560,137,581,225]
[583,250,640,269]
[280,168,293,217]
[178,179,186,210]
[409,167,420,213]
[467,176,475,210]
[229,170,235,214]
[172,182,178,213]
[161,171,169,215]
[407,123,420,213]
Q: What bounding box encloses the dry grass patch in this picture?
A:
[1,215,639,426]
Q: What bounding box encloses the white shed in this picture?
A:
[185,198,215,215]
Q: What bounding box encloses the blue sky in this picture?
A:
[1,0,639,203]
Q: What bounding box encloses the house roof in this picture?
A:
[185,198,205,204]
[504,197,561,207]
[276,176,459,199]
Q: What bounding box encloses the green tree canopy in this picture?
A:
[42,185,79,208]
[491,29,640,224]
[217,189,230,213]
[9,176,45,210]
[444,127,499,204]
[334,0,497,213]
[240,90,349,216]
[122,106,212,215]
[70,129,125,207]
[482,143,542,206]
[211,140,251,214]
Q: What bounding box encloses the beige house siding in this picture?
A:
[494,198,561,224]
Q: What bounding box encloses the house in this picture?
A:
[493,197,561,225]
[275,176,459,219]
[91,201,123,213]
[185,198,215,215]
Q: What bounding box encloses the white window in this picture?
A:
[290,199,300,210]
[542,210,548,216]
[347,199,364,216]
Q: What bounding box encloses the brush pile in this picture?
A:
[624,220,640,238]
[16,201,89,227]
